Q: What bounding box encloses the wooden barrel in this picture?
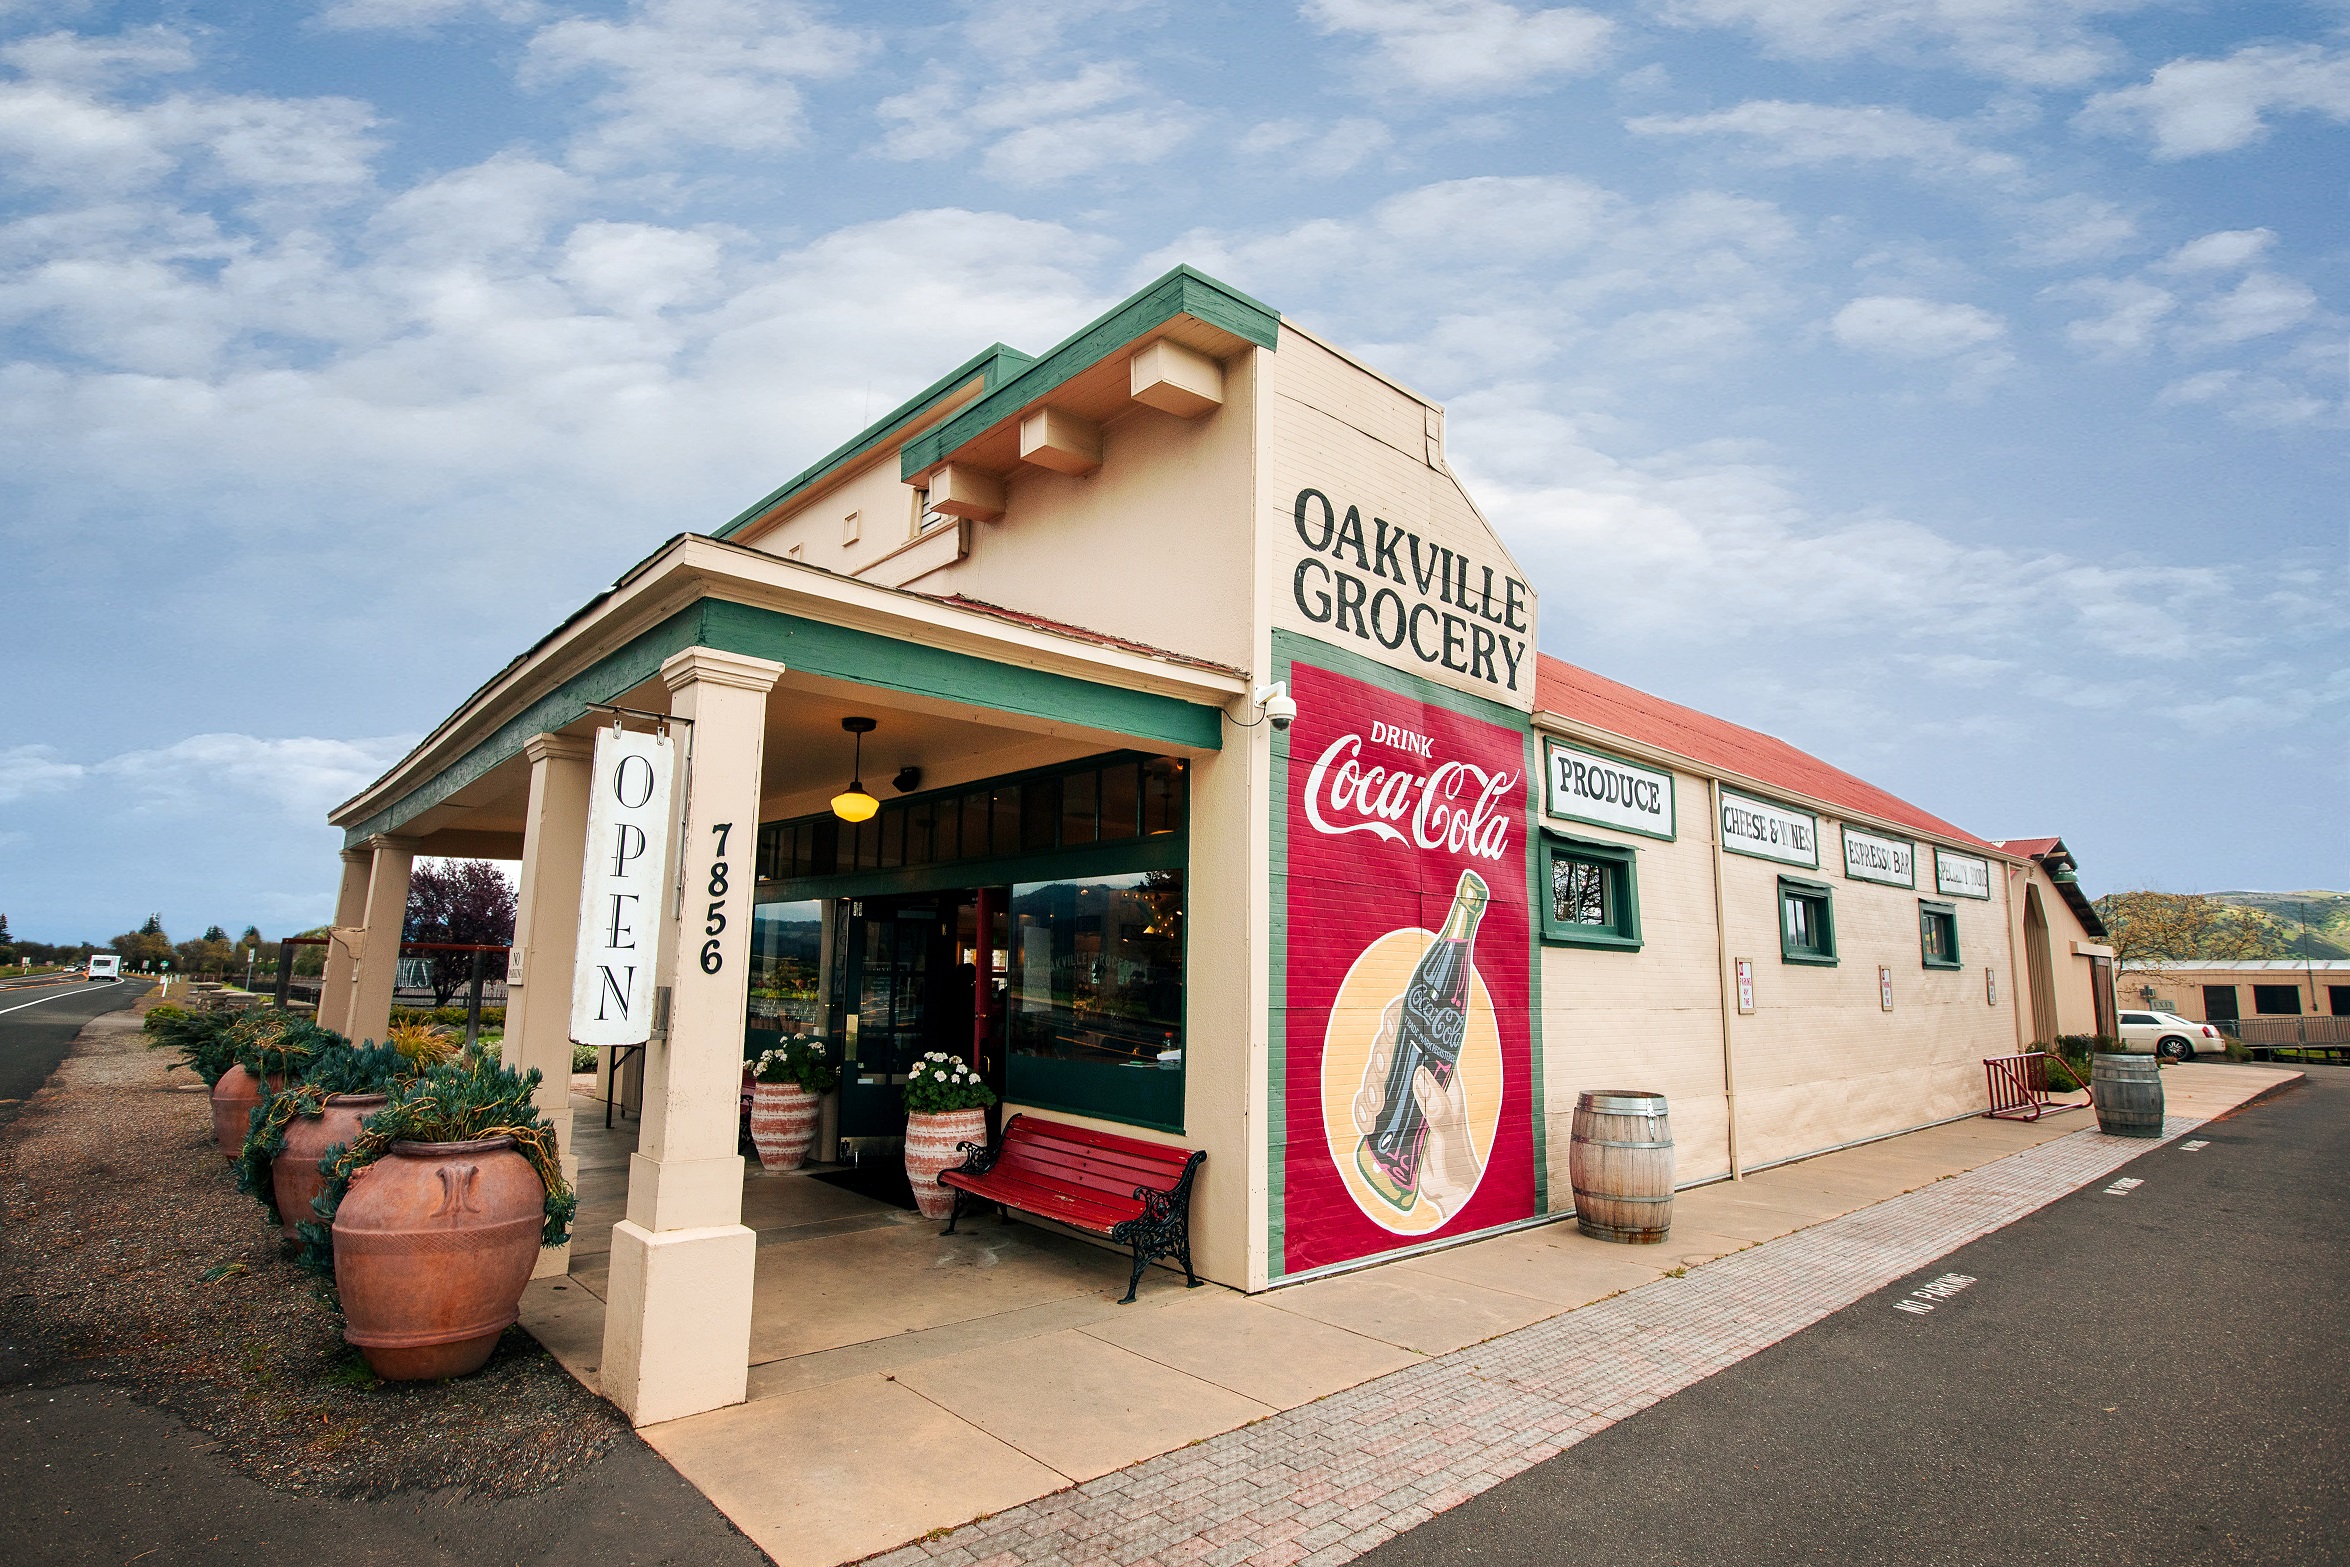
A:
[2091,1054,2165,1139]
[1569,1091,1674,1243]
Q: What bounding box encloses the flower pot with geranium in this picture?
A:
[749,1035,840,1171]
[902,1052,997,1220]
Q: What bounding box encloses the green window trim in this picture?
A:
[1778,875,1838,966]
[1919,899,1963,969]
[1538,829,1642,950]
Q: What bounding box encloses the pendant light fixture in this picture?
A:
[831,716,880,823]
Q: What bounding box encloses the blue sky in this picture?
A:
[1,0,2343,942]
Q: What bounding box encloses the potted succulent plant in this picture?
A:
[902,1051,998,1220]
[210,1010,340,1159]
[748,1035,840,1171]
[307,1051,577,1381]
[236,1042,415,1240]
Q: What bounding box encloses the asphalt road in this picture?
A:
[0,977,147,1126]
[1366,1071,2346,1567]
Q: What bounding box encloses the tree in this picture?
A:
[404,860,515,1005]
[2095,891,2292,969]
[112,918,175,972]
[203,924,228,943]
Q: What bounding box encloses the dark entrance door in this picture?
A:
[831,893,979,1142]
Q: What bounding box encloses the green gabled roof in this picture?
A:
[899,266,1279,480]
[712,342,1037,540]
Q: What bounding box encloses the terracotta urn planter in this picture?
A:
[271,1093,385,1241]
[750,1081,820,1171]
[211,1066,282,1160]
[905,1108,987,1220]
[332,1136,545,1380]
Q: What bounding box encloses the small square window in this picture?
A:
[1538,831,1640,949]
[842,510,861,546]
[1779,877,1836,965]
[1919,900,1961,968]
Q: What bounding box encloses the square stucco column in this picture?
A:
[504,731,594,1280]
[316,848,372,1036]
[601,646,782,1426]
[345,835,419,1047]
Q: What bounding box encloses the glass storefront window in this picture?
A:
[747,899,825,1056]
[1004,869,1184,1131]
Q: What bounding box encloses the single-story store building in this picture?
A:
[1991,837,2117,1041]
[2119,959,2350,1024]
[318,267,2048,1425]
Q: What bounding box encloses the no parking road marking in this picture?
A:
[1893,1272,1977,1315]
[2104,1177,2144,1195]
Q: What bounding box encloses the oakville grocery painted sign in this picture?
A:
[1935,849,1993,900]
[1544,740,1674,840]
[1288,489,1532,697]
[1841,826,1916,888]
[1718,788,1818,868]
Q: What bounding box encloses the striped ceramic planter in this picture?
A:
[749,1081,820,1171]
[905,1108,987,1219]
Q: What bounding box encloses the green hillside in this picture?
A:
[2206,890,2350,959]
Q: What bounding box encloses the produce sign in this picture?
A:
[1278,652,1535,1278]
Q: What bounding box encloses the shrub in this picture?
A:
[2225,1037,2252,1063]
[751,1035,840,1094]
[146,1008,237,1086]
[235,1042,415,1223]
[571,1043,599,1073]
[383,1019,458,1070]
[226,1009,342,1080]
[902,1052,997,1114]
[390,1004,506,1030]
[299,1051,577,1276]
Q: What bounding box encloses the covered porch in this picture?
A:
[319,535,1251,1426]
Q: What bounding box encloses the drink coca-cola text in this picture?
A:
[1303,733,1516,862]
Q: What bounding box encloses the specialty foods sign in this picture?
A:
[1545,740,1674,840]
[1936,849,1993,900]
[1718,789,1819,868]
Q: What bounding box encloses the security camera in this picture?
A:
[1254,681,1297,732]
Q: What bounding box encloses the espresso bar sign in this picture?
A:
[1546,740,1674,840]
[1935,849,1993,900]
[1289,489,1531,694]
[1719,788,1818,867]
[1842,826,1916,888]
[571,725,676,1047]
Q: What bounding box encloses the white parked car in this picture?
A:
[2116,1010,2223,1061]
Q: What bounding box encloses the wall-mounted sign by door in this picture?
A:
[1879,966,1895,1011]
[1735,957,1755,1015]
[571,726,676,1046]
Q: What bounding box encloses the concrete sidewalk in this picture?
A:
[527,1062,2298,1567]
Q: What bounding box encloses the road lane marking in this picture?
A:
[2103,1176,2143,1195]
[0,980,123,1016]
[2180,1140,2210,1152]
[1893,1272,1977,1314]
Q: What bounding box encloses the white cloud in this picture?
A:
[1303,0,1613,94]
[315,0,540,28]
[2157,369,2330,428]
[1830,294,2004,357]
[0,745,85,805]
[2008,195,2138,266]
[2158,227,2275,274]
[1238,116,1395,178]
[2078,43,2350,159]
[2183,272,2317,347]
[93,733,419,817]
[1652,0,2142,88]
[1628,100,2023,182]
[875,62,1199,184]
[2049,276,2173,356]
[520,0,872,170]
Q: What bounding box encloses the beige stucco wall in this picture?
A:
[2118,964,2346,1019]
[1716,825,2017,1171]
[1535,764,1733,1195]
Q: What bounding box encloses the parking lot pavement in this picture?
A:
[1364,1070,2347,1567]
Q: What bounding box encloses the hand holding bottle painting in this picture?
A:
[1351,871,1489,1219]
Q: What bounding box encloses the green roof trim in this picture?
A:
[342,595,1222,846]
[899,265,1279,481]
[711,342,1037,540]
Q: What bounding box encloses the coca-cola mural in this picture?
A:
[1280,654,1536,1277]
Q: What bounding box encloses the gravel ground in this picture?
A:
[0,1003,632,1501]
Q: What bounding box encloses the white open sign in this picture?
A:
[570,726,675,1047]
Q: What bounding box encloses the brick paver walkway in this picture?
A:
[867,1115,2207,1567]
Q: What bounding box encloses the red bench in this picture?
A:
[939,1114,1204,1303]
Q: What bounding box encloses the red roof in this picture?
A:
[1992,837,2062,860]
[1535,654,2001,854]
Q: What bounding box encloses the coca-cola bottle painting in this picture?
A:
[1351,871,1489,1218]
